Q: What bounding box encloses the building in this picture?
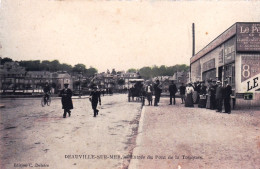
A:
[190,22,260,107]
[0,62,26,92]
[0,62,73,94]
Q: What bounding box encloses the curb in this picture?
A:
[128,106,146,169]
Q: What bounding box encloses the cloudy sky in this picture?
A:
[0,0,260,72]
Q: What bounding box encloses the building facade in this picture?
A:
[190,22,260,107]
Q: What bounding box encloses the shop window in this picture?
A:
[224,63,235,88]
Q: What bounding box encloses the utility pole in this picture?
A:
[190,23,195,82]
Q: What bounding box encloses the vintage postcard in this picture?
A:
[0,0,259,169]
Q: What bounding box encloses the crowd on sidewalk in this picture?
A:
[145,79,233,114]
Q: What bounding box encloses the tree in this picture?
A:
[111,68,116,75]
[139,66,152,79]
[72,63,86,73]
[0,57,13,65]
[41,60,51,71]
[127,68,137,73]
[85,67,98,77]
[60,63,72,72]
[49,60,60,71]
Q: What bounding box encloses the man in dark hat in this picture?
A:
[169,81,177,105]
[210,79,217,110]
[215,81,224,112]
[89,85,101,117]
[179,83,186,104]
[59,83,73,118]
[223,79,232,114]
[43,82,51,104]
[153,80,162,106]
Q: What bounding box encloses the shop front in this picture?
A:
[190,22,260,108]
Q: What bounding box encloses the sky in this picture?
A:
[0,0,260,72]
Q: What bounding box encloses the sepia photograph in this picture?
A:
[0,0,260,169]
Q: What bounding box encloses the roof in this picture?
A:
[190,23,237,64]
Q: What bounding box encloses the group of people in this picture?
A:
[183,80,233,114]
[60,83,102,118]
[143,79,233,114]
[46,78,233,118]
[43,82,102,118]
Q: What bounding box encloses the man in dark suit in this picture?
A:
[59,83,73,118]
[224,81,232,114]
[210,80,217,110]
[179,83,186,104]
[153,80,162,106]
[215,81,224,112]
[90,86,101,117]
[169,81,177,105]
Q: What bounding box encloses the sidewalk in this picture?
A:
[129,98,260,169]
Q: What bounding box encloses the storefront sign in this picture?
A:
[224,37,235,64]
[218,49,224,65]
[241,55,260,82]
[202,59,215,72]
[237,23,260,52]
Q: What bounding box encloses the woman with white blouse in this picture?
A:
[185,83,194,107]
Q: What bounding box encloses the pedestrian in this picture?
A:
[169,81,177,105]
[185,83,194,107]
[192,82,199,104]
[215,81,224,112]
[198,81,207,108]
[224,80,232,114]
[179,83,186,104]
[210,80,217,110]
[206,80,212,109]
[89,86,101,117]
[146,84,153,106]
[43,82,51,103]
[153,80,162,106]
[59,83,73,118]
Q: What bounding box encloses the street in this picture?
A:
[0,94,142,169]
[0,94,260,169]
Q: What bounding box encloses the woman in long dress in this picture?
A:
[206,82,212,109]
[198,82,207,108]
[185,83,194,107]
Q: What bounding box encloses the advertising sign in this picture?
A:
[241,55,260,82]
[237,23,260,52]
[241,55,260,92]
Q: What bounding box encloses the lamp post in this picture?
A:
[78,72,82,98]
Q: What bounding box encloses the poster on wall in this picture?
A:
[241,55,260,92]
[1,1,260,169]
[237,23,260,52]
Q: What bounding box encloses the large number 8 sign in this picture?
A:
[242,64,250,78]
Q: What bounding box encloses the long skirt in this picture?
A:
[198,98,207,108]
[185,93,194,107]
[206,94,211,109]
[193,91,198,104]
[146,93,152,102]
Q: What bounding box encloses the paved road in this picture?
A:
[130,98,260,169]
[1,95,259,169]
[0,94,142,169]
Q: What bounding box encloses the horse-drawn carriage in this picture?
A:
[128,79,145,105]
